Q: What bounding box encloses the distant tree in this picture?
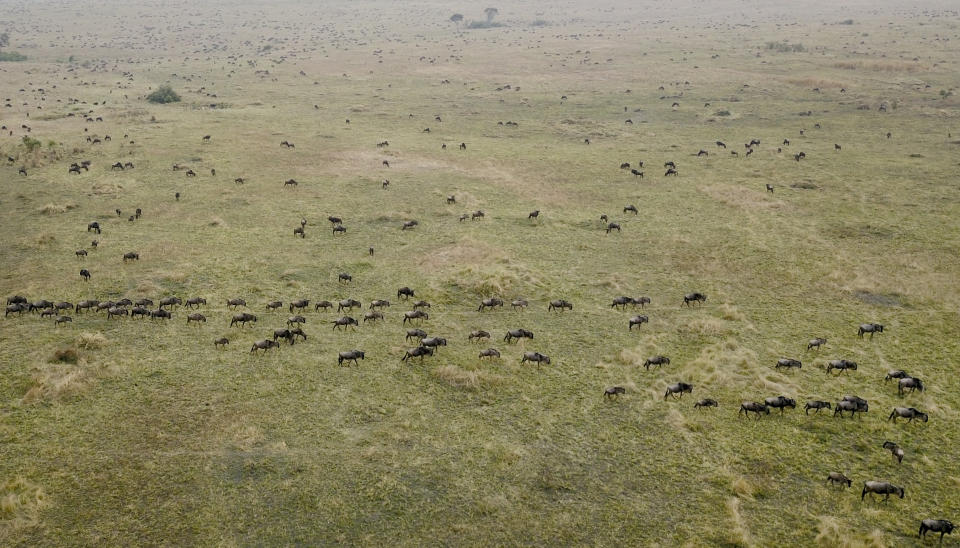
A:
[0,32,8,51]
[146,85,181,104]
[484,8,499,23]
[450,13,464,28]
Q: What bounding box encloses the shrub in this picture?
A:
[0,52,27,62]
[146,85,181,104]
[765,41,805,53]
[21,136,41,153]
[466,21,504,29]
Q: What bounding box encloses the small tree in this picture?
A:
[450,13,464,29]
[484,8,499,23]
[146,85,181,104]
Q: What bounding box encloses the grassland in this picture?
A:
[1,0,960,545]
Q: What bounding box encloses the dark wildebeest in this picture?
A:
[151,309,172,320]
[337,299,362,312]
[606,222,621,234]
[664,382,693,400]
[682,292,706,307]
[87,222,101,234]
[370,300,390,310]
[858,323,884,339]
[861,481,904,502]
[406,329,427,342]
[403,310,428,324]
[521,352,551,368]
[826,359,857,375]
[397,287,415,300]
[266,301,283,312]
[504,329,533,343]
[186,170,196,177]
[135,298,153,307]
[459,143,466,150]
[468,330,490,342]
[807,338,827,351]
[885,369,909,382]
[697,150,708,157]
[54,301,73,312]
[624,205,638,215]
[75,300,98,313]
[230,313,257,327]
[882,441,905,464]
[605,386,626,399]
[421,337,447,351]
[664,168,678,176]
[528,210,540,220]
[186,297,206,308]
[289,299,309,313]
[694,398,718,409]
[363,311,383,323]
[826,472,852,488]
[805,401,832,414]
[775,358,802,370]
[294,227,305,238]
[250,339,280,353]
[55,316,73,326]
[214,338,229,349]
[898,377,924,396]
[273,329,295,345]
[284,179,298,187]
[227,298,246,309]
[478,298,504,312]
[511,299,528,310]
[332,225,347,235]
[630,169,644,178]
[471,210,485,221]
[413,300,431,310]
[287,315,306,327]
[76,249,88,258]
[835,144,842,152]
[888,407,928,423]
[764,396,796,414]
[401,220,418,230]
[479,348,501,359]
[834,398,868,418]
[332,316,359,330]
[766,184,774,193]
[402,346,434,362]
[716,141,726,148]
[328,216,343,225]
[80,269,91,281]
[447,195,456,204]
[629,315,649,330]
[631,296,651,309]
[611,296,634,309]
[739,401,770,418]
[548,299,573,312]
[643,355,670,370]
[159,297,182,310]
[187,313,206,324]
[919,519,954,543]
[314,301,333,312]
[338,350,365,366]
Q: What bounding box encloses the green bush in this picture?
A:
[22,136,41,152]
[146,85,181,104]
[0,52,27,62]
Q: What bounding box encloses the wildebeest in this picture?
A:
[227,298,247,309]
[605,386,626,399]
[826,472,852,488]
[186,297,206,308]
[834,398,868,418]
[697,149,708,157]
[230,313,257,327]
[511,299,528,310]
[664,168,678,176]
[87,222,101,234]
[214,338,229,349]
[882,441,905,464]
[775,358,802,370]
[402,346,434,362]
[266,301,284,312]
[332,316,359,330]
[605,222,621,234]
[897,377,924,396]
[447,195,456,204]
[150,309,172,320]
[504,329,533,343]
[250,339,280,353]
[804,400,832,414]
[76,249,88,258]
[314,300,333,312]
[186,169,196,177]
[885,369,909,381]
[643,355,670,370]
[403,310,429,325]
[826,359,857,374]
[55,315,73,326]
[807,337,827,351]
[159,297,182,310]
[528,210,540,220]
[664,382,693,400]
[521,352,551,368]
[764,396,796,413]
[716,141,726,148]
[80,269,91,281]
[397,287,415,300]
[289,299,309,313]
[413,300,431,310]
[739,401,770,418]
[401,220,418,230]
[468,330,490,342]
[54,302,72,312]
[406,329,427,341]
[682,292,706,307]
[287,315,306,327]
[135,298,153,307]
[338,299,362,312]
[694,398,718,409]
[611,296,634,309]
[332,225,347,235]
[273,329,295,345]
[630,169,644,178]
[130,307,149,319]
[478,297,504,311]
[363,311,383,323]
[284,179,298,187]
[765,184,774,193]
[187,313,206,324]
[858,323,884,339]
[479,348,501,359]
[888,407,928,423]
[294,226,305,238]
[624,205,638,215]
[861,481,904,502]
[548,299,573,312]
[471,210,485,220]
[629,315,649,330]
[328,216,343,225]
[370,300,390,310]
[919,519,954,542]
[338,350,365,366]
[75,300,98,313]
[421,337,447,351]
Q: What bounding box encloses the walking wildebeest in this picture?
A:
[478,297,503,311]
[314,301,333,312]
[397,287,415,300]
[682,292,706,307]
[406,329,427,341]
[629,315,649,330]
[402,346,434,362]
[605,386,626,399]
[807,338,827,351]
[826,359,857,374]
[882,441,905,464]
[250,339,280,353]
[87,222,100,234]
[888,407,928,423]
[338,350,365,366]
[76,249,88,258]
[826,472,852,488]
[858,323,884,339]
[421,337,447,351]
[273,329,295,345]
[504,329,533,343]
[287,315,306,327]
[630,169,644,178]
[413,300,431,310]
[624,205,638,215]
[528,210,540,220]
[370,300,390,310]
[511,299,528,310]
[290,299,309,313]
[186,297,206,308]
[80,269,91,281]
[664,382,693,400]
[230,313,257,327]
[521,352,551,368]
[548,299,573,312]
[643,355,669,370]
[227,298,246,309]
[332,225,347,235]
[151,309,172,320]
[337,299,361,312]
[158,297,182,310]
[479,348,501,359]
[55,316,73,326]
[861,481,904,502]
[885,369,909,381]
[805,401,832,414]
[694,398,718,409]
[919,519,954,543]
[775,358,802,370]
[187,313,206,324]
[764,396,796,413]
[214,338,229,349]
[363,311,383,323]
[611,296,634,309]
[468,330,490,342]
[834,398,868,418]
[332,316,359,330]
[739,401,770,418]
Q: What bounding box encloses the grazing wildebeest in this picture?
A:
[80,269,91,281]
[284,179,298,187]
[861,481,904,502]
[624,205,638,215]
[694,398,718,409]
[468,330,490,342]
[447,195,456,204]
[338,350,365,366]
[716,141,726,148]
[807,337,827,351]
[111,162,124,171]
[314,301,333,312]
[511,299,528,310]
[805,401,832,414]
[230,313,257,327]
[885,369,909,381]
[397,287,415,300]
[187,313,206,324]
[611,296,634,309]
[643,355,669,370]
[834,398,868,418]
[682,292,706,307]
[697,150,708,157]
[521,352,551,368]
[332,316,359,330]
[150,309,172,320]
[87,222,101,234]
[403,311,429,325]
[287,315,306,327]
[460,143,466,150]
[605,222,621,233]
[826,359,857,374]
[406,329,427,341]
[739,401,770,418]
[294,226,305,238]
[338,299,362,312]
[919,519,954,543]
[504,329,534,343]
[382,161,389,168]
[835,144,841,152]
[775,358,802,370]
[18,167,26,176]
[413,300,431,310]
[186,297,206,308]
[235,178,245,184]
[471,210,485,220]
[158,297,182,310]
[888,407,928,423]
[402,346,434,362]
[764,396,796,413]
[250,340,280,354]
[664,382,693,400]
[332,225,347,235]
[664,168,678,176]
[273,329,295,345]
[528,210,540,220]
[289,328,307,342]
[765,184,774,193]
[421,337,447,351]
[202,135,211,142]
[479,348,500,359]
[289,299,309,313]
[826,472,852,488]
[369,300,390,310]
[328,216,343,225]
[548,299,573,312]
[214,338,229,349]
[858,323,884,339]
[363,311,383,323]
[227,298,246,309]
[478,297,504,311]
[5,303,27,316]
[882,441,905,464]
[55,315,73,326]
[898,377,924,396]
[76,249,88,258]
[401,220,418,231]
[630,169,644,178]
[629,315,649,330]
[605,386,626,399]
[185,169,196,177]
